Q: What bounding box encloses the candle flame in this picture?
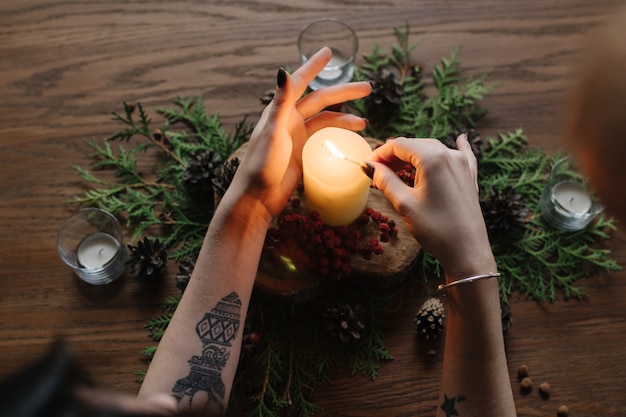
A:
[324,140,346,160]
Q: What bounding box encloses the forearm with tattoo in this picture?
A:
[171,292,242,413]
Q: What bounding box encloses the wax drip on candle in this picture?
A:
[324,140,374,179]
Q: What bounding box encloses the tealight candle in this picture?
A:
[540,157,604,231]
[57,208,126,285]
[552,181,592,215]
[77,232,120,269]
[302,127,372,226]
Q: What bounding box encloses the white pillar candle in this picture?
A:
[302,127,372,226]
[77,232,120,269]
[553,180,592,215]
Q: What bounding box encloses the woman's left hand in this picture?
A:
[232,47,371,220]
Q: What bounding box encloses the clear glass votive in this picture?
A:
[57,208,126,285]
[298,18,358,90]
[540,156,604,232]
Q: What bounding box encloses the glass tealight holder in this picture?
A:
[298,18,358,90]
[540,156,604,232]
[57,208,126,285]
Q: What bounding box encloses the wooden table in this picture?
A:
[2,1,626,416]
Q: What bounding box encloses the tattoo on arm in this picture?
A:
[440,393,466,417]
[172,292,242,412]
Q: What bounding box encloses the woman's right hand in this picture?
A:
[367,134,495,279]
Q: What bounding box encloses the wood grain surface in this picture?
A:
[2,1,626,416]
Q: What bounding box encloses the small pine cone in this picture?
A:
[183,150,222,194]
[364,69,404,122]
[323,303,367,343]
[126,237,167,279]
[175,254,197,292]
[414,297,445,340]
[211,157,240,198]
[480,186,529,232]
[441,128,484,161]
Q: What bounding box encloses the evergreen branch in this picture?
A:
[145,314,172,342]
[109,101,152,141]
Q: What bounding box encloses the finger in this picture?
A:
[265,68,297,131]
[304,111,368,135]
[296,81,372,119]
[455,133,479,190]
[369,137,446,170]
[291,47,332,96]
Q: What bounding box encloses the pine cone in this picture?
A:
[480,186,529,232]
[441,128,484,161]
[183,150,222,195]
[175,254,197,292]
[414,297,445,340]
[364,69,404,123]
[323,303,367,343]
[211,157,240,198]
[126,237,167,279]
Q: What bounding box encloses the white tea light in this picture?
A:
[552,181,592,215]
[77,232,120,269]
[302,127,372,226]
[540,157,604,231]
[57,208,126,285]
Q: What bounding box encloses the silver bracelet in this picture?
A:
[437,272,501,296]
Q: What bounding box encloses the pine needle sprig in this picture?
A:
[110,101,152,142]
[145,314,172,342]
[350,26,498,141]
[159,96,252,162]
[347,290,395,380]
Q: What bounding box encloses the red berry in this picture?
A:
[249,332,262,346]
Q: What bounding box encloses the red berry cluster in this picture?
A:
[356,207,399,243]
[265,198,398,278]
[396,162,416,186]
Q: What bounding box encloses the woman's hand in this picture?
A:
[367,135,494,278]
[232,47,371,220]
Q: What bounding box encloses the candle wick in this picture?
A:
[569,197,575,203]
[99,248,104,256]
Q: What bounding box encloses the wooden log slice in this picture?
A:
[229,138,421,303]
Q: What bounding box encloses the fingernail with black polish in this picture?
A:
[277,68,287,88]
[361,161,375,179]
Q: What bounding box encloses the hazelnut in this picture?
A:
[539,381,551,399]
[557,404,569,417]
[520,376,533,394]
[517,364,529,380]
